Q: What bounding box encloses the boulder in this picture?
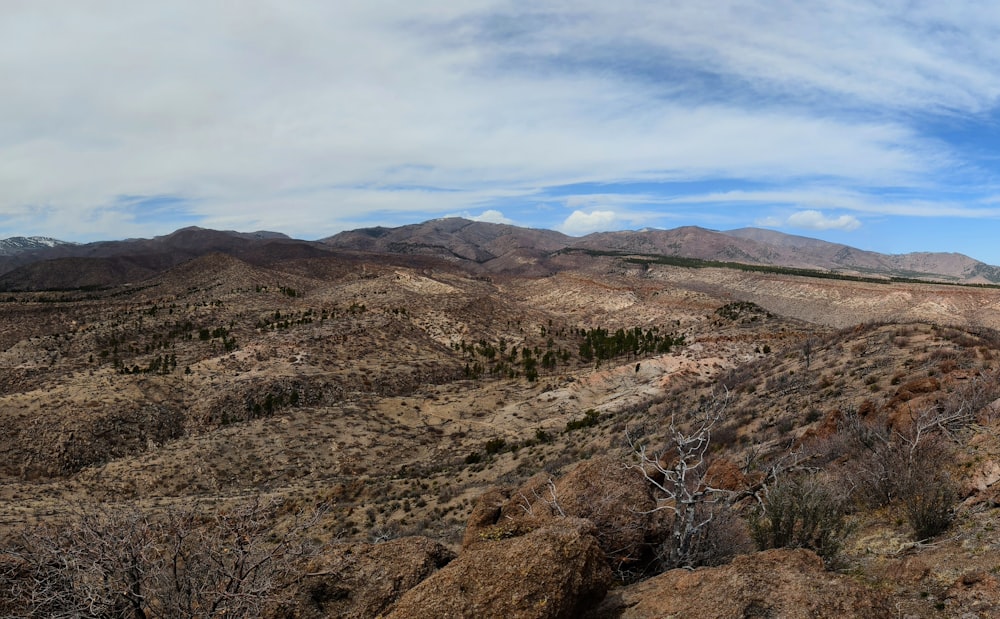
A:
[277,536,454,619]
[464,456,657,567]
[590,548,893,619]
[961,458,1000,506]
[704,457,753,491]
[386,519,611,619]
[462,486,517,548]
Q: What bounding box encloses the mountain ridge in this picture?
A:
[3,219,999,290]
[322,218,1000,284]
[0,236,77,256]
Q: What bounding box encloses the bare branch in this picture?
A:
[514,477,566,519]
[3,497,325,618]
[624,388,735,568]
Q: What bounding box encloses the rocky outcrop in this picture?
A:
[704,457,754,491]
[961,458,1000,507]
[386,519,611,619]
[278,536,454,619]
[591,548,893,618]
[463,456,658,568]
[462,486,513,548]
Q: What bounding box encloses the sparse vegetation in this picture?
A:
[715,301,773,322]
[3,230,1000,616]
[748,475,852,564]
[566,409,600,432]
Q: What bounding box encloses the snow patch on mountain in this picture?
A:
[0,236,76,256]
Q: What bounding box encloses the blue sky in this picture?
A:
[5,2,1000,263]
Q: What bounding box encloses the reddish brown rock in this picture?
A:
[961,459,1000,504]
[944,571,1000,615]
[886,377,943,428]
[893,377,941,401]
[798,408,843,444]
[462,486,515,549]
[857,398,879,418]
[386,519,611,619]
[277,536,454,619]
[464,457,657,566]
[704,457,751,492]
[590,548,893,619]
[545,457,657,563]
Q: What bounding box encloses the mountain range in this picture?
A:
[322,218,1000,282]
[1,218,998,290]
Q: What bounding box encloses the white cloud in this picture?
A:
[773,210,862,231]
[0,1,997,241]
[487,1,1000,113]
[559,210,619,235]
[468,209,513,224]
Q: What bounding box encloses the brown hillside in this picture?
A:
[4,234,1000,616]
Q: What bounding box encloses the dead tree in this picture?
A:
[10,504,158,619]
[626,391,730,569]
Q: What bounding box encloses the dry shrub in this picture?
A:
[903,471,957,541]
[940,369,1000,425]
[627,391,754,573]
[748,474,852,565]
[711,423,740,452]
[719,362,762,394]
[836,409,960,540]
[2,497,324,618]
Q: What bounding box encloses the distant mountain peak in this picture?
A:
[0,236,76,256]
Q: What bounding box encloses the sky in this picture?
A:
[5,2,1000,263]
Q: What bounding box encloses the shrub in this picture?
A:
[904,474,957,540]
[3,499,322,618]
[748,475,852,564]
[837,409,960,539]
[565,409,600,432]
[484,438,507,455]
[711,423,739,451]
[775,418,794,435]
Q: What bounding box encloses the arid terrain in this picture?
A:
[3,221,1000,617]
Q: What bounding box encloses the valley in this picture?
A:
[3,223,1000,617]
